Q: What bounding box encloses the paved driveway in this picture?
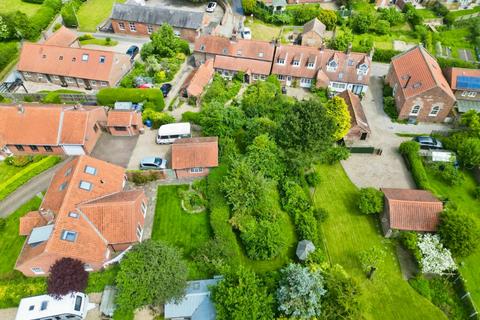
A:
[91,134,139,168]
[127,129,171,170]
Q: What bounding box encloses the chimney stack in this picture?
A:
[346,42,352,55]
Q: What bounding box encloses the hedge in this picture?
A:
[97,88,165,110]
[141,109,175,129]
[0,42,19,73]
[27,0,62,41]
[373,48,401,63]
[0,156,62,201]
[61,0,85,27]
[399,141,430,189]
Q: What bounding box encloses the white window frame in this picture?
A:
[190,167,204,173]
[118,22,125,30]
[468,91,477,97]
[461,91,468,97]
[84,165,97,175]
[100,81,108,87]
[31,267,44,275]
[141,201,147,217]
[258,52,264,58]
[147,25,154,34]
[429,106,440,116]
[61,230,77,242]
[410,105,421,116]
[260,74,267,80]
[292,60,300,67]
[79,180,92,191]
[277,58,285,65]
[136,224,143,240]
[90,80,97,86]
[52,75,60,81]
[129,22,136,32]
[82,54,89,62]
[277,74,285,80]
[307,62,315,69]
[84,264,94,272]
[77,79,84,85]
[252,74,259,80]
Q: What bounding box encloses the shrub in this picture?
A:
[5,155,33,167]
[383,96,398,120]
[417,233,456,275]
[61,0,83,27]
[373,48,401,63]
[47,258,88,299]
[97,88,165,110]
[457,138,480,168]
[52,23,62,31]
[181,111,201,124]
[358,188,384,214]
[28,0,62,41]
[130,171,157,185]
[409,276,432,300]
[305,171,321,187]
[42,91,61,104]
[399,141,430,189]
[474,186,480,200]
[320,146,350,164]
[400,231,422,262]
[141,109,175,129]
[438,210,480,257]
[0,218,5,232]
[0,42,19,73]
[429,162,464,186]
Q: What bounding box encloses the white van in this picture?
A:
[156,122,191,144]
[15,292,94,320]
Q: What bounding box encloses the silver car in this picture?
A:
[139,157,167,170]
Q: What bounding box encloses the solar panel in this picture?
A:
[457,76,480,90]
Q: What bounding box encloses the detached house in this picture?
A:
[17,27,131,89]
[16,155,147,277]
[0,104,106,156]
[380,188,443,237]
[171,137,218,179]
[193,35,275,83]
[444,67,480,113]
[272,44,371,94]
[386,46,456,123]
[111,4,205,42]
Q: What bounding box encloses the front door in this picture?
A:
[244,74,250,83]
[286,76,292,86]
[360,132,368,140]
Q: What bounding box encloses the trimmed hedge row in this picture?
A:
[97,88,165,110]
[399,141,430,189]
[0,42,19,74]
[373,48,401,63]
[28,0,62,41]
[0,156,62,201]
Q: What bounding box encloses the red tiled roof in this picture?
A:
[272,45,371,86]
[0,104,106,147]
[390,46,455,101]
[186,59,215,97]
[43,26,78,47]
[444,67,480,91]
[107,110,134,127]
[17,42,130,82]
[19,211,47,236]
[194,35,275,62]
[382,188,443,232]
[302,18,326,35]
[172,137,218,170]
[214,55,272,75]
[338,90,370,133]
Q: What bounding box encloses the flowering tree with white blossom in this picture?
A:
[417,234,456,275]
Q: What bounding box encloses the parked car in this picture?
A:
[241,27,252,40]
[413,136,443,150]
[137,83,154,89]
[206,1,217,12]
[160,83,172,97]
[126,45,139,60]
[139,157,167,170]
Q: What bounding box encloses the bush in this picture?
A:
[358,187,384,214]
[97,88,165,110]
[383,96,398,120]
[0,218,5,232]
[141,109,175,129]
[400,231,422,262]
[27,0,62,41]
[409,276,432,300]
[0,42,19,73]
[474,186,480,200]
[305,171,321,187]
[428,162,464,186]
[42,91,61,104]
[373,48,401,63]
[5,155,33,167]
[181,111,201,124]
[399,141,430,189]
[130,171,157,185]
[438,210,480,257]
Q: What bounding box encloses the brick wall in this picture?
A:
[83,108,107,154]
[111,20,198,42]
[175,167,210,179]
[7,144,65,156]
[301,31,323,47]
[397,87,455,122]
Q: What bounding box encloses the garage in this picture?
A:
[62,145,85,155]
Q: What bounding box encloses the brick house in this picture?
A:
[182,59,215,98]
[0,104,107,156]
[338,90,371,143]
[193,35,275,83]
[301,18,326,47]
[106,110,144,136]
[171,137,218,179]
[272,44,371,94]
[110,3,204,42]
[386,46,456,123]
[380,188,443,238]
[444,67,480,113]
[16,155,147,277]
[17,27,131,90]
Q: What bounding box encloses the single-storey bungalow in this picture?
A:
[338,90,371,143]
[106,110,144,136]
[182,59,215,98]
[380,188,443,237]
[171,137,218,179]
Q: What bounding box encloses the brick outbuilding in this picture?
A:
[171,137,218,179]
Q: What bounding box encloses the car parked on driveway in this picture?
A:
[413,136,443,150]
[139,157,167,170]
[126,45,139,60]
[206,2,217,12]
[160,83,172,97]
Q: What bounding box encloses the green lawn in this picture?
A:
[151,185,212,279]
[313,164,447,320]
[447,6,480,20]
[425,167,480,308]
[0,161,24,182]
[244,18,282,42]
[77,0,125,32]
[0,0,41,17]
[80,38,119,47]
[417,9,439,19]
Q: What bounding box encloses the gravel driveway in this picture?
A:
[127,129,171,170]
[91,134,139,168]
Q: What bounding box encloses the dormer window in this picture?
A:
[61,230,77,242]
[357,63,369,75]
[82,54,89,62]
[327,60,337,72]
[292,60,300,67]
[307,62,315,68]
[99,56,106,63]
[277,58,285,65]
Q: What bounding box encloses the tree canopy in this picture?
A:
[47,257,88,299]
[438,210,480,257]
[358,188,384,215]
[141,24,189,59]
[325,96,351,141]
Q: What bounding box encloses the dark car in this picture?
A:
[413,136,443,150]
[160,83,172,97]
[126,45,139,60]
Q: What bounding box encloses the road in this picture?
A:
[230,0,244,15]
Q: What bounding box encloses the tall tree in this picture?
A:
[246,134,284,180]
[325,96,351,141]
[277,263,326,318]
[211,266,274,320]
[438,210,480,257]
[358,247,385,279]
[47,258,89,299]
[115,240,188,313]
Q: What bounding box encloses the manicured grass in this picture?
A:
[425,167,480,308]
[80,38,119,47]
[244,18,282,42]
[0,161,24,182]
[447,6,480,20]
[0,195,42,279]
[77,0,126,32]
[151,185,212,279]
[0,0,41,17]
[313,164,447,320]
[417,9,439,19]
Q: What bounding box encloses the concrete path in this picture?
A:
[163,59,194,108]
[0,158,70,217]
[341,76,449,189]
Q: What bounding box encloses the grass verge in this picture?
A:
[77,0,126,32]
